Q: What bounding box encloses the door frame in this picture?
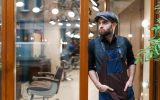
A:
[80,0,89,100]
[2,0,15,99]
[1,0,89,100]
[149,0,155,100]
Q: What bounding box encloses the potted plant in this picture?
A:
[135,3,160,64]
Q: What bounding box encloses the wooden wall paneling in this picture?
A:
[157,62,160,100]
[6,0,15,99]
[149,0,155,100]
[1,0,7,99]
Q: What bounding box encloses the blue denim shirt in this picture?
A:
[88,36,135,72]
[88,36,135,100]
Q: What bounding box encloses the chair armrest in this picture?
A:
[38,72,55,77]
[32,76,59,82]
[53,79,59,82]
[32,76,53,81]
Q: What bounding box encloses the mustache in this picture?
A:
[99,29,113,37]
[100,31,112,37]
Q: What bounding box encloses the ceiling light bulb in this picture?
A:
[92,23,96,26]
[52,8,59,15]
[58,22,63,26]
[44,39,48,42]
[70,34,74,38]
[16,1,24,7]
[89,32,94,38]
[142,34,144,38]
[128,34,133,38]
[89,24,93,28]
[142,19,150,28]
[66,32,71,36]
[30,37,34,40]
[92,6,99,12]
[75,24,80,27]
[66,23,71,27]
[61,41,68,45]
[49,21,56,25]
[68,11,75,17]
[142,81,148,89]
[90,0,98,6]
[74,34,80,38]
[32,7,40,13]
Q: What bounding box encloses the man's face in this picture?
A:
[97,18,113,37]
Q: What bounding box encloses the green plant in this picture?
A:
[135,3,160,64]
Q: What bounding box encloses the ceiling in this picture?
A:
[109,0,135,14]
[43,0,80,22]
[15,0,136,36]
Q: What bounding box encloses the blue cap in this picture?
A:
[95,11,119,23]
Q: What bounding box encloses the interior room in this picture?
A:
[16,0,80,99]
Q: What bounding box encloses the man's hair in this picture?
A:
[95,11,119,23]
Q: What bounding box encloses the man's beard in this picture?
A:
[99,28,113,38]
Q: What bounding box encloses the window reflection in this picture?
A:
[16,0,80,100]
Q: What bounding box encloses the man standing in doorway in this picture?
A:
[88,11,136,100]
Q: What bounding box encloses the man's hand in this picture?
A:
[97,84,114,92]
[89,71,114,92]
[124,64,135,91]
[124,80,133,91]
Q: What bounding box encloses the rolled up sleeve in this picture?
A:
[88,40,96,71]
[125,38,136,67]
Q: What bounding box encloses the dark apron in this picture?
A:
[96,40,134,100]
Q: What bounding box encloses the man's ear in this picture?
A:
[112,23,117,31]
[112,23,117,28]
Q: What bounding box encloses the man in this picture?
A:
[88,11,136,100]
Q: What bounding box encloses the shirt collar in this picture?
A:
[100,34,117,44]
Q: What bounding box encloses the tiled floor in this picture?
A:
[20,70,98,100]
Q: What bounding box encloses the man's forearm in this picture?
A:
[128,64,136,82]
[89,70,101,89]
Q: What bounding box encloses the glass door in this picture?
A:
[15,0,81,100]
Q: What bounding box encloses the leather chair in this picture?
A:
[27,67,63,100]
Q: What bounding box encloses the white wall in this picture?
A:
[142,0,150,99]
[44,23,61,72]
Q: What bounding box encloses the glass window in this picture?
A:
[15,0,80,100]
[20,0,29,11]
[35,0,42,8]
